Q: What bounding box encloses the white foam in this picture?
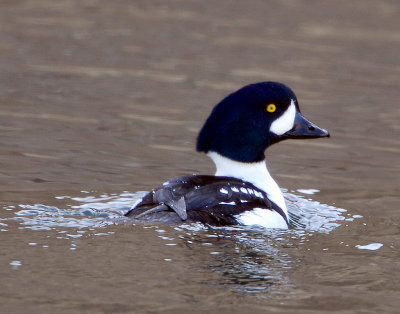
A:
[356,243,383,251]
[297,189,320,195]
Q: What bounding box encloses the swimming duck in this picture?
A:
[125,82,329,228]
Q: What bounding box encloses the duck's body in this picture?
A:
[125,174,288,227]
[125,82,329,228]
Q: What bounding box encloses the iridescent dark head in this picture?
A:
[196,82,329,162]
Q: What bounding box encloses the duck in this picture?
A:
[125,82,329,229]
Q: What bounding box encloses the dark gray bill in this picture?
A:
[283,112,330,139]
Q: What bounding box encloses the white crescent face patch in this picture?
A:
[269,100,296,136]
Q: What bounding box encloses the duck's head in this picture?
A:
[196,82,329,163]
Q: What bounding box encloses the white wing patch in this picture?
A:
[219,201,236,205]
[270,101,296,135]
[219,188,229,194]
[231,187,239,192]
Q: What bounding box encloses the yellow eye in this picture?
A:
[266,104,276,113]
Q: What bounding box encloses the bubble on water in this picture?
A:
[10,260,22,267]
[67,234,82,238]
[356,243,383,251]
[297,189,320,195]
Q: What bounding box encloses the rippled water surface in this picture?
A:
[1,0,399,313]
[3,190,353,304]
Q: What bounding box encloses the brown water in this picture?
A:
[1,0,400,313]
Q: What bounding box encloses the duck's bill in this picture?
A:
[283,112,330,139]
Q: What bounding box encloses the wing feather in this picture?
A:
[125,175,287,226]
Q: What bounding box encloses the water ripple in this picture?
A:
[2,189,357,295]
[4,189,352,233]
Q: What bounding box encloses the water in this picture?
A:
[7,189,349,232]
[1,0,400,313]
[2,190,359,302]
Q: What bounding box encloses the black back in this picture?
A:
[125,175,288,226]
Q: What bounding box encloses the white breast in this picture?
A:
[207,152,288,226]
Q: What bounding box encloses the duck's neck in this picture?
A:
[207,152,287,215]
